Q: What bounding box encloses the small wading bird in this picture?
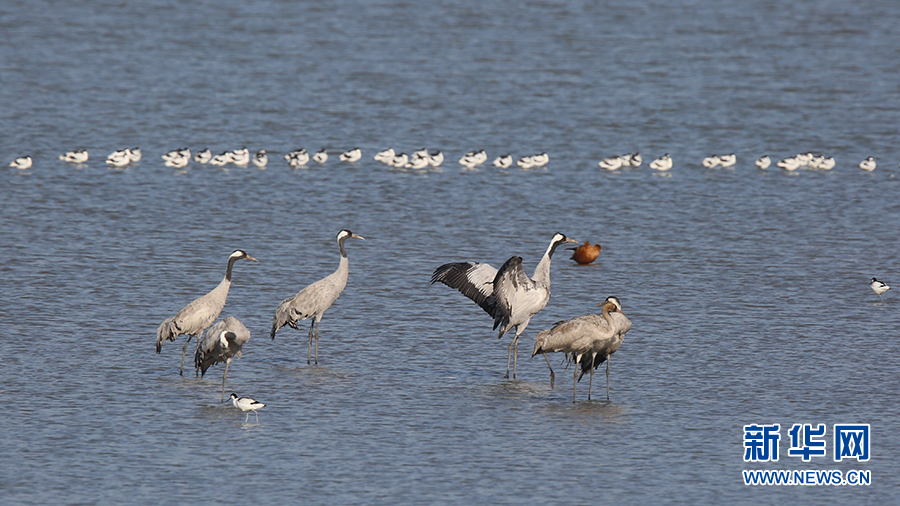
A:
[9,155,33,170]
[755,155,771,170]
[649,153,672,171]
[870,277,890,301]
[339,147,362,162]
[196,316,251,401]
[271,230,365,364]
[532,297,632,402]
[229,393,265,423]
[156,250,258,375]
[859,156,876,172]
[431,232,577,379]
[569,241,601,265]
[60,149,89,163]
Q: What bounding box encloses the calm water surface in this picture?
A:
[1,1,899,504]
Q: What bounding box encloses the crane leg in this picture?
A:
[194,338,203,377]
[587,353,595,401]
[573,356,580,403]
[180,335,194,376]
[221,360,230,402]
[504,336,518,379]
[606,357,611,401]
[307,320,314,365]
[542,353,555,388]
[314,318,320,365]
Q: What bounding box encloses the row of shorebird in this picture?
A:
[598,151,888,172]
[7,147,894,172]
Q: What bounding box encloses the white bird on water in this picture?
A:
[702,156,720,169]
[627,152,642,167]
[598,156,623,171]
[859,156,876,172]
[374,147,395,163]
[156,250,258,375]
[252,150,268,168]
[229,393,265,423]
[492,154,513,168]
[339,147,362,162]
[755,155,771,170]
[196,316,251,401]
[194,149,212,164]
[9,156,33,170]
[271,230,365,365]
[870,277,890,301]
[313,149,328,164]
[428,150,444,167]
[106,150,130,167]
[126,147,142,162]
[230,148,250,165]
[718,153,736,168]
[532,296,632,402]
[431,232,577,379]
[60,149,89,164]
[649,154,672,171]
[777,157,801,171]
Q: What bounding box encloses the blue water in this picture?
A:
[1,1,898,504]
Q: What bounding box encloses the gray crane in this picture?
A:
[532,296,632,402]
[156,249,257,375]
[195,316,251,401]
[431,232,577,379]
[270,229,365,364]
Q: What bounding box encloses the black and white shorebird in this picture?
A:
[374,147,395,164]
[755,155,771,170]
[193,148,212,164]
[271,230,365,364]
[339,147,362,162]
[229,393,265,423]
[313,149,328,164]
[492,154,513,168]
[649,153,672,171]
[859,156,876,172]
[196,316,251,401]
[156,250,258,375]
[599,155,623,171]
[285,148,310,168]
[252,150,268,168]
[9,155,33,170]
[431,232,577,379]
[230,148,250,165]
[870,277,890,301]
[60,149,89,164]
[106,149,131,167]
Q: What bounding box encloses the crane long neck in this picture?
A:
[532,241,559,286]
[338,236,350,258]
[225,256,238,282]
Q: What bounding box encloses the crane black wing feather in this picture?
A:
[431,261,502,319]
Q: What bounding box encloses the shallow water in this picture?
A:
[1,0,898,504]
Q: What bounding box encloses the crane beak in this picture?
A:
[565,238,578,244]
[351,233,365,240]
[246,255,259,262]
